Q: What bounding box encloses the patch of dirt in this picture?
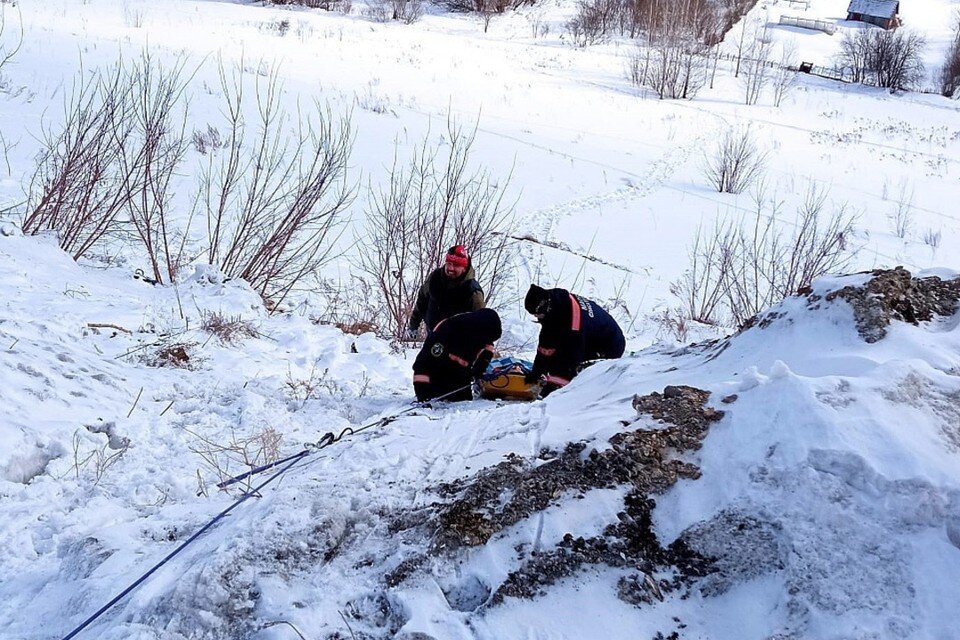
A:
[395,385,724,610]
[143,341,201,369]
[432,386,720,552]
[823,267,960,343]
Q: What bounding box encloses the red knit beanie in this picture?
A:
[445,245,469,269]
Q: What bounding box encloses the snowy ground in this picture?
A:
[2,0,960,639]
[3,225,960,640]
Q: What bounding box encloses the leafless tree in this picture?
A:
[702,125,768,194]
[939,12,960,97]
[740,22,773,105]
[358,118,516,338]
[771,41,799,107]
[870,28,926,90]
[837,28,871,83]
[201,61,355,310]
[837,27,926,90]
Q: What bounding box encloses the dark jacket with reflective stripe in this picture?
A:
[409,265,485,333]
[412,308,502,401]
[531,288,625,388]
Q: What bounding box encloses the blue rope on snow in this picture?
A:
[59,453,307,640]
[59,383,473,639]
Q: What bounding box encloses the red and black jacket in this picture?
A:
[412,308,502,401]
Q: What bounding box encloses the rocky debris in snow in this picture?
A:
[823,267,960,343]
[344,591,409,635]
[492,491,709,604]
[415,385,723,608]
[432,386,720,551]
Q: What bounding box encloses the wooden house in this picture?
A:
[846,0,900,29]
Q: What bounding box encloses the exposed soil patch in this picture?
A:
[399,386,725,610]
[433,386,719,552]
[823,267,960,343]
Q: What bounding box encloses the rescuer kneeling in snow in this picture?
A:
[524,284,625,397]
[412,308,502,402]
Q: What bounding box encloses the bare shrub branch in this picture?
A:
[0,3,24,72]
[676,183,858,326]
[702,126,767,194]
[201,60,355,310]
[357,117,516,338]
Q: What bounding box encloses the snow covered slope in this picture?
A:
[2,232,959,640]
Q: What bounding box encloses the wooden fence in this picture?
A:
[779,15,837,35]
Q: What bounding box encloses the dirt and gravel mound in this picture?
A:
[381,386,728,611]
[822,267,960,343]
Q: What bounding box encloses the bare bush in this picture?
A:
[358,118,516,338]
[740,22,773,105]
[142,341,200,369]
[939,12,960,97]
[653,306,691,343]
[21,53,194,277]
[365,0,393,22]
[670,223,732,324]
[771,41,799,107]
[887,180,914,239]
[201,311,260,345]
[22,61,146,259]
[391,0,423,23]
[187,425,282,492]
[628,0,716,99]
[69,429,128,486]
[201,62,355,310]
[119,53,194,286]
[310,275,383,335]
[192,124,227,155]
[836,28,926,90]
[922,228,942,249]
[675,184,858,326]
[702,126,767,194]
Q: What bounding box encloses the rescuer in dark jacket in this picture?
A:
[413,308,502,402]
[524,284,625,396]
[407,245,485,338]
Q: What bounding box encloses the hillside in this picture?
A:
[2,233,960,639]
[1,0,960,638]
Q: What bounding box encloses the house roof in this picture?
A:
[847,0,899,18]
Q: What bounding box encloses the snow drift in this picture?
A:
[2,233,960,640]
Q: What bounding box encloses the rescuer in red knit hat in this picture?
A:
[406,245,486,339]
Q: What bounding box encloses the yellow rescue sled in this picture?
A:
[478,357,541,401]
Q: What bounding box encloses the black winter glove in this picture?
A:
[471,350,494,378]
[524,372,543,385]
